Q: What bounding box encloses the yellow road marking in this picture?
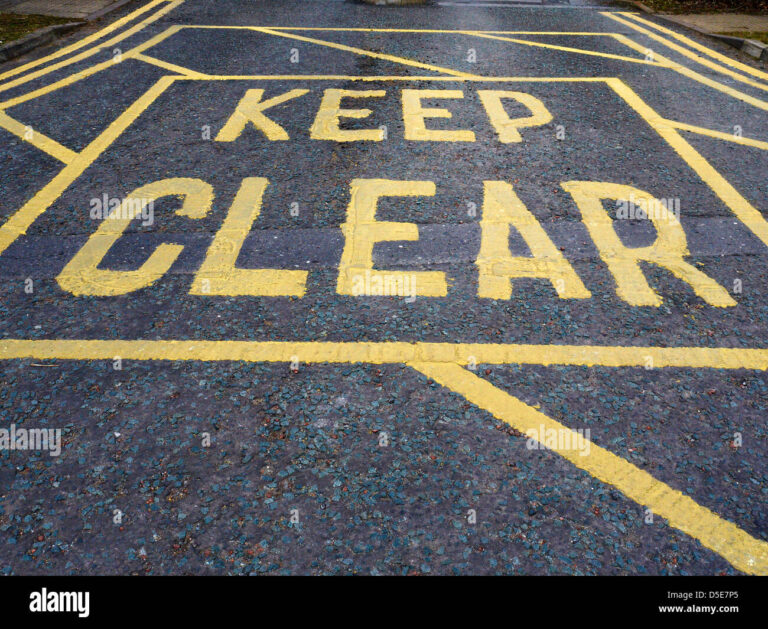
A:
[2,339,768,369]
[0,0,184,98]
[469,31,661,66]
[409,361,768,575]
[0,0,170,84]
[0,26,182,110]
[620,12,768,83]
[607,78,768,250]
[663,119,768,151]
[133,53,210,78]
[0,111,77,163]
[251,27,481,79]
[265,28,621,34]
[0,76,175,257]
[183,76,609,82]
[604,13,768,109]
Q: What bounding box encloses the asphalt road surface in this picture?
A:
[0,0,767,576]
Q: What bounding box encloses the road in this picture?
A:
[0,0,766,575]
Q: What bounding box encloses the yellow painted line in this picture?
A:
[604,13,768,103]
[0,0,184,98]
[409,361,768,575]
[133,53,210,78]
[251,27,481,79]
[2,339,768,369]
[664,119,768,151]
[607,77,768,250]
[261,28,619,34]
[0,76,176,257]
[0,26,182,110]
[469,31,661,66]
[179,75,608,82]
[0,111,77,163]
[0,0,170,84]
[620,12,768,83]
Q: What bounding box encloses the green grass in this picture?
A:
[0,13,77,47]
[718,30,768,43]
[638,0,768,14]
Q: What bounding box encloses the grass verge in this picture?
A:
[0,13,77,47]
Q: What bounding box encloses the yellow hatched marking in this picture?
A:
[620,12,768,83]
[409,361,768,576]
[0,111,76,163]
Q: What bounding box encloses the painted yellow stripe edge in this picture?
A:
[409,361,768,575]
[2,339,768,369]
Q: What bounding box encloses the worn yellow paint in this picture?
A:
[402,89,475,142]
[0,111,77,163]
[190,178,307,296]
[663,119,768,151]
[252,27,480,79]
[215,88,308,141]
[619,12,768,83]
[0,76,176,258]
[477,90,552,143]
[310,89,386,141]
[607,78,768,251]
[563,180,735,307]
[409,361,768,575]
[0,1,184,98]
[477,181,590,300]
[0,0,171,83]
[337,179,447,297]
[469,30,661,65]
[57,178,213,295]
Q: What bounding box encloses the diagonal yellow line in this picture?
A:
[0,0,185,98]
[0,76,176,257]
[133,53,210,78]
[0,0,170,84]
[252,27,481,79]
[0,111,77,163]
[468,31,662,66]
[663,119,768,151]
[620,12,768,83]
[409,361,768,575]
[604,13,768,101]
